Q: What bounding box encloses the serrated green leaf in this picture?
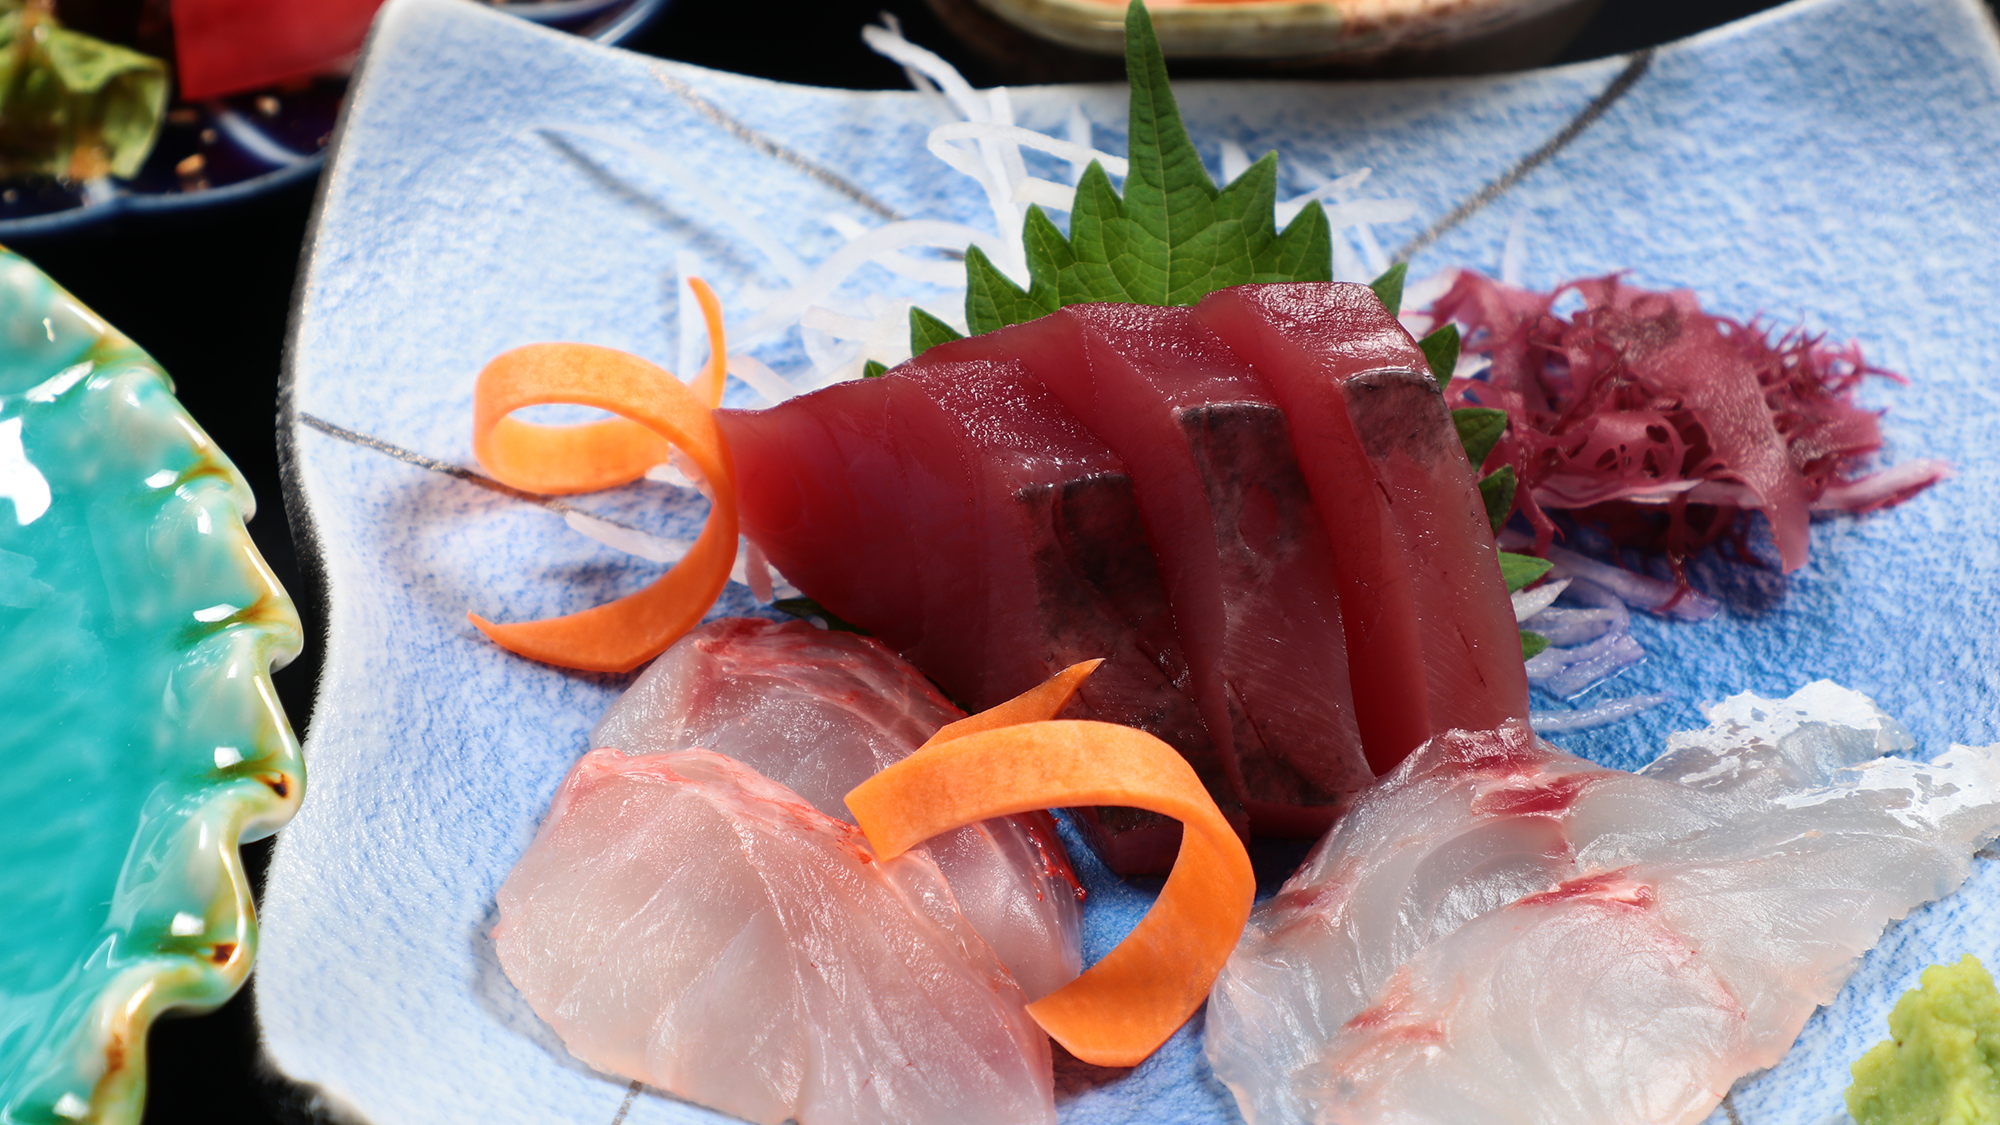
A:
[1479,465,1517,534]
[1520,630,1551,660]
[965,246,1053,336]
[1370,262,1407,316]
[1119,0,1213,306]
[774,596,870,634]
[1453,407,1507,469]
[1420,323,1460,389]
[861,360,888,379]
[1497,549,1553,593]
[1261,199,1334,284]
[958,0,1337,334]
[909,307,965,356]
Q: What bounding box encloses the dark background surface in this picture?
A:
[6,0,1911,1119]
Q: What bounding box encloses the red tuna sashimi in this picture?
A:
[724,357,1212,874]
[1197,283,1529,768]
[1180,400,1368,837]
[916,303,1364,838]
[893,360,1218,868]
[892,360,1199,729]
[718,374,992,704]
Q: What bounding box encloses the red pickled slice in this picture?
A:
[1196,283,1529,768]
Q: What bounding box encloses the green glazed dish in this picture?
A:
[0,248,302,1124]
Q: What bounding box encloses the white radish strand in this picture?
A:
[1511,577,1570,621]
[1530,694,1670,732]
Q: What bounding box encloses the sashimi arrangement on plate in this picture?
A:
[262,0,2000,1122]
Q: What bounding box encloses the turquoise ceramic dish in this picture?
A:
[0,249,303,1125]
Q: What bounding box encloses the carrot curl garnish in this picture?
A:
[921,659,1103,749]
[847,679,1254,1067]
[685,276,728,409]
[468,306,737,671]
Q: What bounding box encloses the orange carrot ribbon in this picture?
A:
[846,664,1255,1068]
[467,280,736,672]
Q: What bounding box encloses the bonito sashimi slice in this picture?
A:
[494,748,1056,1125]
[1207,683,2000,1125]
[590,617,1082,1000]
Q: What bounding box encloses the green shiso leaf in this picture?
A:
[0,4,166,181]
[909,307,965,356]
[1478,465,1517,534]
[1369,262,1407,317]
[1420,323,1460,389]
[1520,630,1550,660]
[861,360,888,379]
[958,0,1332,335]
[1453,407,1507,470]
[1498,550,1553,593]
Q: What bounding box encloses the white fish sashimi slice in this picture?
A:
[1207,722,1621,1125]
[592,616,958,814]
[495,748,1055,1125]
[1208,682,2000,1125]
[589,617,1082,999]
[1306,871,1748,1125]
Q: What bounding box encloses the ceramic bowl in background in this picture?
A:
[0,0,671,238]
[924,0,1604,78]
[0,248,304,1125]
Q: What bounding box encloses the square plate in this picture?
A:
[265,0,2000,1121]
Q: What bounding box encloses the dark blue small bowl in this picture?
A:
[0,0,669,237]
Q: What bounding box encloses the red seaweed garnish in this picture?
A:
[1430,271,1947,585]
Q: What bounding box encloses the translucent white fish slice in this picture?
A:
[590,617,1083,999]
[1208,684,2000,1125]
[494,748,1055,1125]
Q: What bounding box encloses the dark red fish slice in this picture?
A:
[916,305,1367,839]
[719,375,987,701]
[892,358,1214,873]
[1196,283,1529,768]
[721,284,1528,873]
[915,310,1243,816]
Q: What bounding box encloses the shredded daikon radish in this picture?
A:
[1528,629,1648,698]
[1544,543,1721,621]
[725,353,799,407]
[1529,693,1670,732]
[929,120,1128,177]
[563,510,782,596]
[1512,577,1570,622]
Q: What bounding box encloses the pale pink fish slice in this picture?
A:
[1208,684,2000,1125]
[590,617,1082,999]
[495,748,1055,1125]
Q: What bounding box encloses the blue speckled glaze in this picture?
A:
[268,0,2000,1122]
[0,250,303,1125]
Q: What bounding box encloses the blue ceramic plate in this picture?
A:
[268,0,2000,1121]
[0,249,304,1123]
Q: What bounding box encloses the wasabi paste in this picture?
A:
[1848,956,2000,1125]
